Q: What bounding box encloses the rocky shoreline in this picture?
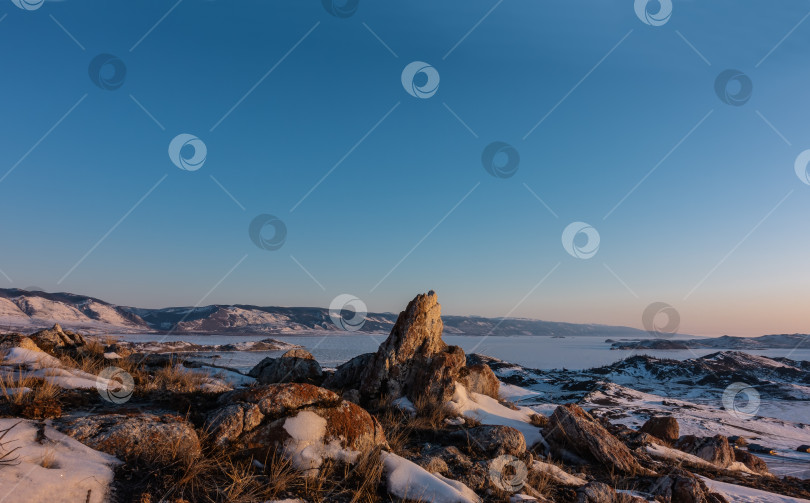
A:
[0,292,808,502]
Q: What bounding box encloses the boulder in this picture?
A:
[674,435,735,468]
[460,363,500,399]
[640,416,679,444]
[358,291,464,402]
[240,401,387,472]
[207,383,386,472]
[734,449,769,474]
[451,425,526,457]
[0,334,42,353]
[575,481,616,503]
[247,353,322,384]
[56,412,200,463]
[29,324,86,351]
[322,353,373,390]
[650,469,729,503]
[546,404,651,475]
[281,348,315,359]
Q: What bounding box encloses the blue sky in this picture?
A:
[1,0,809,336]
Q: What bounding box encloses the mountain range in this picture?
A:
[0,288,653,337]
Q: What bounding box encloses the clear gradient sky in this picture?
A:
[1,0,809,336]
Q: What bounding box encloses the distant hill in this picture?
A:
[0,288,651,337]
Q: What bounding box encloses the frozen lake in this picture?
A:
[114,333,810,372]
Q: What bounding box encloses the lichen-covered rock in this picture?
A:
[576,482,617,503]
[29,324,86,351]
[56,413,200,463]
[460,363,500,399]
[208,383,386,472]
[651,469,729,503]
[218,383,340,416]
[640,416,679,444]
[546,404,651,475]
[358,291,464,402]
[452,425,526,457]
[247,354,322,384]
[0,334,42,353]
[281,348,315,360]
[674,435,735,468]
[240,401,387,472]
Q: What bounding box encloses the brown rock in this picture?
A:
[218,383,340,417]
[0,334,42,353]
[29,324,86,351]
[240,400,387,471]
[460,363,500,399]
[651,469,729,503]
[546,404,651,475]
[281,348,315,360]
[247,355,322,384]
[640,416,679,444]
[734,449,769,474]
[675,435,735,468]
[576,481,616,503]
[57,413,200,463]
[452,425,526,457]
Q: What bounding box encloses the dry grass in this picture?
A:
[411,393,455,430]
[0,370,61,408]
[0,421,20,468]
[39,449,58,469]
[141,360,212,394]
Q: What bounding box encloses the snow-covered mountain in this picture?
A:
[0,288,653,336]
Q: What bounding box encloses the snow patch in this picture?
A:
[381,451,481,503]
[0,419,120,503]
